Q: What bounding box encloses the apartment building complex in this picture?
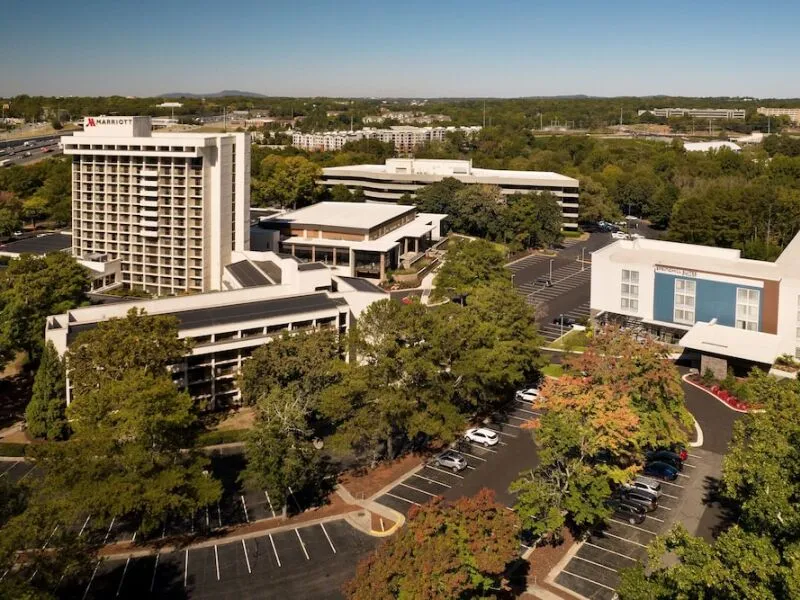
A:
[292,125,481,153]
[318,158,581,229]
[757,107,800,124]
[590,233,800,374]
[61,116,250,295]
[46,251,387,408]
[638,108,746,120]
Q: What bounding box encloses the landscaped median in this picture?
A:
[546,327,588,352]
[682,372,759,413]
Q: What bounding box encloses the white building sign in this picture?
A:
[655,265,697,278]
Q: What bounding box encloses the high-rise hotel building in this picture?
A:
[62,117,250,295]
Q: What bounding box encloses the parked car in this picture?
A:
[663,444,688,461]
[629,233,645,239]
[552,315,577,327]
[515,388,541,403]
[623,475,662,498]
[434,450,467,472]
[643,461,679,481]
[465,427,499,447]
[611,231,627,240]
[606,498,647,524]
[646,450,684,471]
[615,487,658,511]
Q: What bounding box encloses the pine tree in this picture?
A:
[25,341,67,440]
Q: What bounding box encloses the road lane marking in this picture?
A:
[269,534,281,567]
[241,540,252,574]
[384,492,420,506]
[320,523,336,554]
[561,570,616,592]
[295,529,310,560]
[585,541,638,561]
[573,555,618,572]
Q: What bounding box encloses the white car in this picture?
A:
[611,231,627,240]
[465,427,499,447]
[629,232,645,240]
[515,388,541,403]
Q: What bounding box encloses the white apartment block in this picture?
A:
[292,125,481,154]
[46,251,387,408]
[319,158,581,229]
[638,108,746,120]
[61,116,251,296]
[757,107,800,124]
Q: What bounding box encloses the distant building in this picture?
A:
[639,108,746,120]
[292,125,480,153]
[319,158,580,229]
[683,141,742,153]
[255,202,446,282]
[730,132,764,145]
[757,107,800,124]
[362,111,452,125]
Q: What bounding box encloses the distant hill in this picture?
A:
[160,90,267,99]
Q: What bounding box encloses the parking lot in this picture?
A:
[553,447,717,600]
[373,393,545,554]
[0,459,38,484]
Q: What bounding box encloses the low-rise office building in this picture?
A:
[292,126,481,153]
[639,108,746,120]
[756,107,800,124]
[590,235,800,374]
[46,251,387,408]
[255,202,446,281]
[319,158,580,229]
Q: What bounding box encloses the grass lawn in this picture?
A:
[541,363,564,378]
[547,328,589,352]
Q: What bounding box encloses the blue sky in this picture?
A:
[1,0,798,97]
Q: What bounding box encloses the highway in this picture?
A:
[0,134,70,167]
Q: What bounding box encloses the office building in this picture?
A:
[61,116,251,296]
[683,141,742,153]
[638,108,746,120]
[319,158,580,229]
[46,251,387,408]
[756,107,800,124]
[590,233,800,373]
[291,125,481,153]
[255,202,446,281]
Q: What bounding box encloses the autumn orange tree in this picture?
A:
[343,489,520,600]
[565,325,692,450]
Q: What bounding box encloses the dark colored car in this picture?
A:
[646,450,684,471]
[615,487,658,512]
[643,461,679,481]
[552,315,577,327]
[606,498,647,524]
[664,444,689,461]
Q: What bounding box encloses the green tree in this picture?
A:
[504,191,563,250]
[25,341,67,440]
[258,155,322,209]
[0,253,90,364]
[0,207,22,237]
[433,238,507,298]
[327,184,355,202]
[344,489,520,600]
[66,308,192,400]
[21,196,48,229]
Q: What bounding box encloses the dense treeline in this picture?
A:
[0,158,71,234]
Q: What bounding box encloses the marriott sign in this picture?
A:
[81,116,152,137]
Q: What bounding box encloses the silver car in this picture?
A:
[435,450,467,472]
[623,475,662,498]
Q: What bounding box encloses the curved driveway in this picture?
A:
[679,368,743,455]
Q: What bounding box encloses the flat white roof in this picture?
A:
[594,238,780,280]
[684,141,742,152]
[679,321,781,364]
[323,161,577,184]
[272,202,414,230]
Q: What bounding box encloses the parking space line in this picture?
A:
[399,482,439,498]
[214,544,220,580]
[269,534,281,567]
[217,502,222,528]
[115,557,130,597]
[241,539,252,574]
[573,555,618,573]
[585,541,637,561]
[81,560,101,600]
[610,518,658,535]
[508,414,530,422]
[683,462,697,469]
[661,492,678,500]
[385,492,420,506]
[660,480,684,489]
[320,523,336,554]
[295,529,310,560]
[655,504,671,511]
[687,452,702,459]
[602,531,647,548]
[562,570,616,593]
[264,491,276,518]
[497,421,521,429]
[465,442,498,453]
[78,515,91,537]
[241,495,249,523]
[103,516,116,544]
[411,473,451,488]
[184,549,188,587]
[677,473,690,479]
[0,461,19,476]
[514,404,542,416]
[426,465,465,479]
[150,553,159,593]
[646,514,665,523]
[457,450,487,461]
[18,465,36,482]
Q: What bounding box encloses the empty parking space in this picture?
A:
[1,461,36,483]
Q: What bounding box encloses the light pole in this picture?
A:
[549,259,553,284]
[581,247,585,272]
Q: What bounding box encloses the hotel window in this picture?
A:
[673,279,696,324]
[620,269,639,312]
[736,288,760,331]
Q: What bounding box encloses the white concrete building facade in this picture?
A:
[639,108,746,120]
[319,158,580,229]
[292,126,481,153]
[757,107,800,124]
[62,116,251,295]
